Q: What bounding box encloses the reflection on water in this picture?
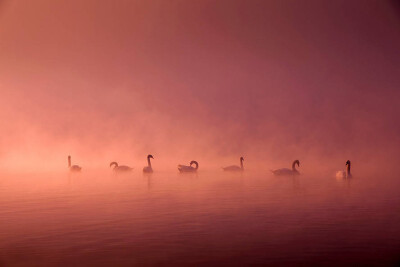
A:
[0,171,399,266]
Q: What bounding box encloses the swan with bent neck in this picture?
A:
[110,162,133,172]
[68,155,82,172]
[223,157,244,171]
[271,160,300,176]
[178,160,199,173]
[336,160,352,178]
[143,154,154,173]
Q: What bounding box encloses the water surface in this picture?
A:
[0,171,399,266]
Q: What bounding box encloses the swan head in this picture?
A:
[346,160,351,166]
[190,160,199,169]
[147,154,154,159]
[240,157,244,162]
[110,162,118,168]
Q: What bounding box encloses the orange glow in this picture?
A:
[0,0,399,174]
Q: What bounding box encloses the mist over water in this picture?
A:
[0,0,400,265]
[0,0,399,173]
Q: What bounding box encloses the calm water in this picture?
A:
[0,171,399,266]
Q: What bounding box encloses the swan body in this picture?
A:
[178,160,198,172]
[223,157,244,171]
[68,155,81,172]
[110,162,133,172]
[271,160,300,176]
[336,160,352,178]
[143,154,154,173]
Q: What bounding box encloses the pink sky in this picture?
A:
[0,0,399,172]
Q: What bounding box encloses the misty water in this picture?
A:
[0,171,399,266]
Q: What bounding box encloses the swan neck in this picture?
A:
[240,159,243,169]
[292,161,297,171]
[110,162,118,169]
[68,157,71,167]
[347,162,351,175]
[147,157,152,167]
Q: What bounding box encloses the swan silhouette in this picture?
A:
[110,162,133,172]
[143,154,154,173]
[178,160,199,172]
[336,160,352,178]
[271,160,300,176]
[223,157,244,171]
[68,155,82,172]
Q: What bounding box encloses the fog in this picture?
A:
[0,0,399,174]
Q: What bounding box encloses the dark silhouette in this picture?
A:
[68,155,82,172]
[271,160,300,176]
[178,160,199,172]
[110,162,133,172]
[223,157,244,171]
[143,154,154,173]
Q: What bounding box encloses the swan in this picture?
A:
[178,160,199,172]
[143,154,154,173]
[110,161,133,172]
[336,160,352,178]
[68,155,82,172]
[223,157,244,171]
[271,160,300,176]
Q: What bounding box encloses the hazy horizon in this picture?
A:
[0,0,399,173]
